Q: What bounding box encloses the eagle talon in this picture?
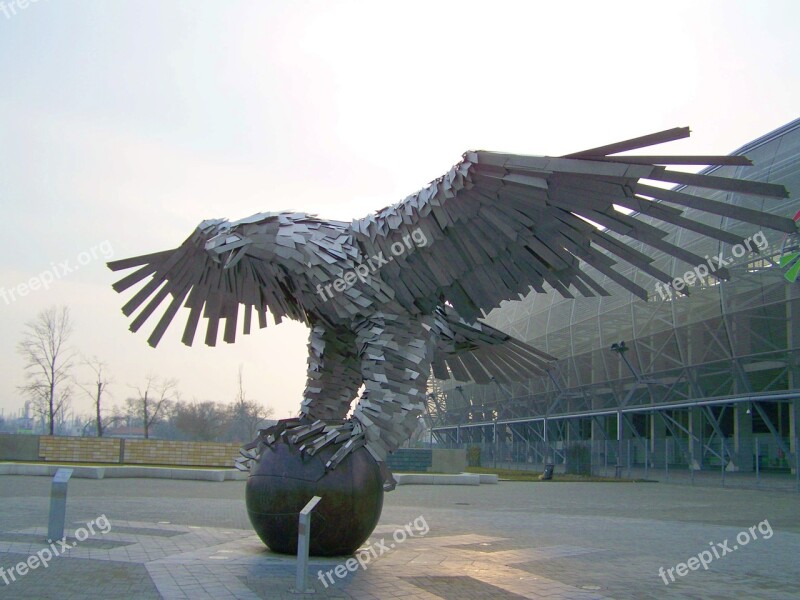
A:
[293,420,364,462]
[237,416,394,491]
[236,416,315,470]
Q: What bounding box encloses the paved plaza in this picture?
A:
[1,475,799,599]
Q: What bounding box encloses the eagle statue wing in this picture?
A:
[107,218,307,348]
[351,127,793,323]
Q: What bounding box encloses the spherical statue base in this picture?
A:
[245,437,384,556]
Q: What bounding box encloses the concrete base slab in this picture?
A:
[394,472,498,485]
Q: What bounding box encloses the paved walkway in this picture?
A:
[1,476,799,599]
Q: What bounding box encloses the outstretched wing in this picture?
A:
[107,228,305,348]
[351,127,793,322]
[432,306,555,383]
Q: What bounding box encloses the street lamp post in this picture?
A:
[610,341,630,478]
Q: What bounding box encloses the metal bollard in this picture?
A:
[48,468,73,542]
[292,495,322,594]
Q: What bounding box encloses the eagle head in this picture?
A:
[198,212,283,269]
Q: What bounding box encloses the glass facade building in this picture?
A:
[429,119,800,478]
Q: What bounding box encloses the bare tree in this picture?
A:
[17,306,75,435]
[76,357,112,437]
[227,365,273,442]
[111,401,137,430]
[173,400,229,441]
[236,364,246,407]
[131,375,177,439]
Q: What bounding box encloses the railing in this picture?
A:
[433,437,800,492]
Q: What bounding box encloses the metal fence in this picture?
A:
[431,436,800,492]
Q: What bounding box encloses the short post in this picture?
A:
[493,420,498,470]
[48,468,73,542]
[665,438,669,482]
[721,436,725,488]
[293,495,322,594]
[616,411,622,479]
[644,440,649,480]
[794,399,799,493]
[755,437,760,487]
[627,439,632,479]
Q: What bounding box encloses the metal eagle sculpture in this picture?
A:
[108,127,792,490]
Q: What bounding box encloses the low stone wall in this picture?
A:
[123,439,241,467]
[39,436,121,463]
[386,447,467,473]
[0,433,241,467]
[386,448,433,472]
[431,448,467,474]
[0,433,39,461]
[2,436,465,470]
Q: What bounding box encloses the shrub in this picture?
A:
[467,445,481,467]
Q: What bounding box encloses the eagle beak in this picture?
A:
[204,232,251,269]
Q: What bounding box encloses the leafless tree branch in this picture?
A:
[16,306,75,435]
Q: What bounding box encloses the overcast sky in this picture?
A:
[1,0,798,423]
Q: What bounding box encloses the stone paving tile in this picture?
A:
[102,525,186,538]
[0,531,131,550]
[84,522,605,600]
[0,550,161,599]
[401,575,534,599]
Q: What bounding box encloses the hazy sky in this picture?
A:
[1,0,798,422]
